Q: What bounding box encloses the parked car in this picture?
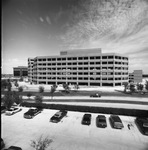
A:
[5,107,22,116]
[4,146,22,150]
[135,117,148,136]
[90,92,101,97]
[82,114,91,125]
[1,138,5,149]
[1,105,7,114]
[109,115,124,129]
[96,115,107,128]
[50,110,67,123]
[24,108,42,119]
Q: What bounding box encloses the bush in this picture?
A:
[27,92,32,99]
[3,91,14,109]
[39,86,44,93]
[31,135,53,150]
[12,91,23,105]
[18,86,23,92]
[34,94,43,103]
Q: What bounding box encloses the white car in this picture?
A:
[5,107,22,116]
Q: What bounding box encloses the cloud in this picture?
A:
[39,17,44,22]
[60,0,148,73]
[62,0,148,49]
[46,16,51,25]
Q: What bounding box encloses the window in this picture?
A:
[52,58,56,61]
[108,56,114,59]
[62,58,66,61]
[90,56,95,59]
[84,57,88,60]
[57,58,61,61]
[102,62,107,64]
[102,56,107,59]
[73,57,77,60]
[96,56,100,59]
[78,57,83,60]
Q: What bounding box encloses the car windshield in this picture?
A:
[143,123,148,127]
[55,112,62,117]
[99,118,105,122]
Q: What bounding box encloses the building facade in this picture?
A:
[28,58,34,82]
[13,66,28,77]
[129,70,143,83]
[28,48,129,86]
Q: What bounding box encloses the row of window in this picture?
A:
[33,56,128,62]
[35,61,128,66]
[37,72,128,75]
[36,77,128,80]
[33,67,128,71]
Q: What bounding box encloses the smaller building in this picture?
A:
[13,66,28,77]
[129,70,143,83]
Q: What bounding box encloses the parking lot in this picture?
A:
[1,107,148,150]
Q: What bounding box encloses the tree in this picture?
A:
[18,86,23,92]
[122,82,128,93]
[50,84,57,99]
[27,92,32,100]
[7,80,12,91]
[31,135,53,150]
[3,91,14,109]
[145,80,148,91]
[14,80,19,88]
[129,83,135,94]
[39,86,44,93]
[137,83,144,94]
[74,84,79,92]
[1,79,8,90]
[34,94,43,103]
[63,83,70,93]
[12,91,23,106]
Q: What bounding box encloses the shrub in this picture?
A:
[50,85,56,99]
[14,81,19,88]
[27,92,32,99]
[34,94,43,103]
[12,91,23,105]
[31,135,53,150]
[3,91,14,109]
[39,86,44,93]
[18,86,23,92]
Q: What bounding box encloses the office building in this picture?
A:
[13,66,28,77]
[28,48,129,86]
[28,58,34,82]
[129,70,143,83]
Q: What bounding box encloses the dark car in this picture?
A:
[110,115,124,129]
[82,114,91,125]
[24,108,42,119]
[96,115,107,128]
[135,117,148,136]
[50,110,67,123]
[90,92,101,98]
[4,146,22,150]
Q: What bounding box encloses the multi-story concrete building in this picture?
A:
[129,70,143,83]
[28,48,129,86]
[13,66,28,77]
[28,58,34,82]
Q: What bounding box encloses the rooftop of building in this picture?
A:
[29,48,128,59]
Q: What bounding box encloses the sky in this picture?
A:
[2,0,148,74]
